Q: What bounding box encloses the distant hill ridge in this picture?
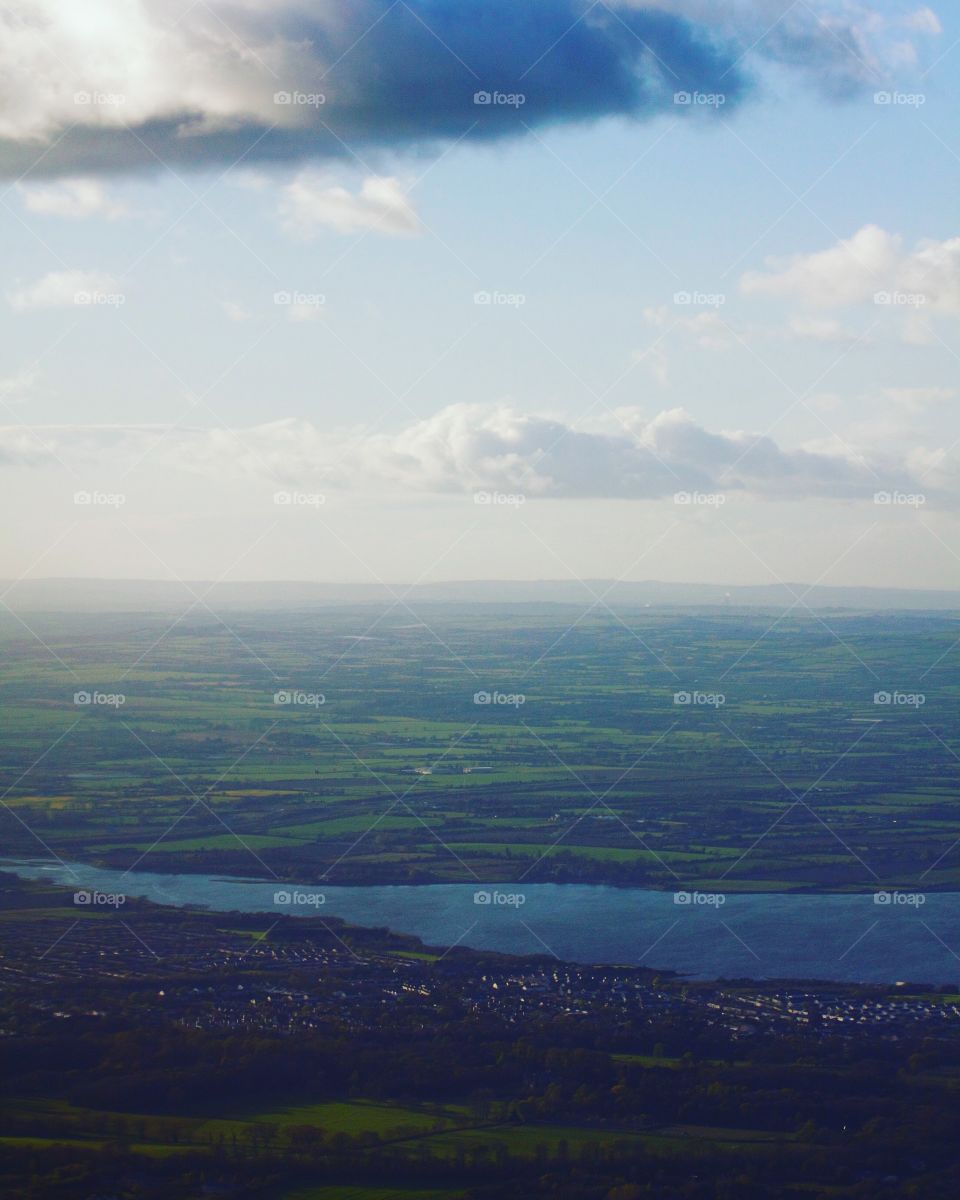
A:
[2,578,959,612]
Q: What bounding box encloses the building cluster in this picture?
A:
[2,915,957,1045]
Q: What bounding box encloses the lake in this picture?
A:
[5,858,958,984]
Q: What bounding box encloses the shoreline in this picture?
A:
[6,854,956,896]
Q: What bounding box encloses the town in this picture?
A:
[3,877,957,1047]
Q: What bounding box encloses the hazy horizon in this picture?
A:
[5,574,960,614]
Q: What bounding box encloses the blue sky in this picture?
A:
[1,0,958,589]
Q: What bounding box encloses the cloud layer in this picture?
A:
[0,403,947,504]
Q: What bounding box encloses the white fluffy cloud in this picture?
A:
[742,225,960,314]
[0,0,289,144]
[0,403,945,503]
[7,270,121,311]
[742,225,900,307]
[19,177,127,219]
[279,173,420,238]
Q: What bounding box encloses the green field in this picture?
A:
[1,606,958,892]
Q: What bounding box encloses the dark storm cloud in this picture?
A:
[0,0,747,177]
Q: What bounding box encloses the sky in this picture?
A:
[1,0,959,591]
